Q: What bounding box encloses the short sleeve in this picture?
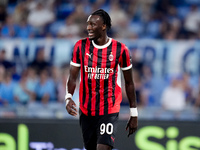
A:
[70,40,81,67]
[119,45,132,71]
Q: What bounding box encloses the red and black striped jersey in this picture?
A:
[70,37,132,116]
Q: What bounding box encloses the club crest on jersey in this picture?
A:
[109,52,114,61]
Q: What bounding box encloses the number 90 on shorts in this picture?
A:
[100,123,113,135]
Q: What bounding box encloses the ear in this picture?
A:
[102,24,107,31]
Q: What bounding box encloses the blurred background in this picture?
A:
[0,0,200,149]
[0,0,199,120]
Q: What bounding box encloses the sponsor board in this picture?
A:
[0,119,199,150]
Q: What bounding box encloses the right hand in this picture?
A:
[65,98,78,116]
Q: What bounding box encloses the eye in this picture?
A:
[87,22,96,28]
[91,23,95,27]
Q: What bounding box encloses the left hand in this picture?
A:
[126,116,138,137]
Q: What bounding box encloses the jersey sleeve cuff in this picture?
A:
[70,61,81,67]
[121,64,132,71]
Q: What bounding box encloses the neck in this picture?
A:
[93,35,108,46]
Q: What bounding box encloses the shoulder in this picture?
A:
[112,38,128,49]
[75,37,90,46]
[120,42,129,50]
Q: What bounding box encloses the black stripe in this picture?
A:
[76,47,80,64]
[122,49,127,67]
[71,46,75,61]
[96,49,102,115]
[112,42,122,106]
[104,44,112,115]
[81,39,87,108]
[87,43,94,116]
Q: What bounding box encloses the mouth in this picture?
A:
[88,32,94,37]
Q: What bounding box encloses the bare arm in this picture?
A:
[67,65,80,94]
[123,69,137,108]
[65,65,80,116]
[122,69,138,137]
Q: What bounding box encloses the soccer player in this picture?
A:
[65,9,138,150]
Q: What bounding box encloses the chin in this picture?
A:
[88,36,95,40]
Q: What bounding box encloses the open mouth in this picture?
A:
[88,33,94,36]
[88,32,94,37]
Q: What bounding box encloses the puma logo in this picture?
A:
[86,53,92,58]
[111,136,115,142]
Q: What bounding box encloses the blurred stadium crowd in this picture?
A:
[1,0,200,39]
[0,0,200,120]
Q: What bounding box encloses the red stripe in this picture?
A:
[72,41,80,63]
[111,84,121,114]
[119,47,123,67]
[83,38,90,116]
[124,45,131,66]
[111,41,122,114]
[99,48,107,115]
[80,106,88,115]
[108,39,118,114]
[79,40,83,110]
[114,72,122,112]
[91,47,98,116]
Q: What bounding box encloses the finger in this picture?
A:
[67,101,76,109]
[69,105,77,112]
[70,111,78,116]
[125,123,129,131]
[73,103,77,107]
[128,129,134,137]
[72,105,78,112]
[69,109,78,116]
[66,105,77,116]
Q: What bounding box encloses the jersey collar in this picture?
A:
[92,37,112,49]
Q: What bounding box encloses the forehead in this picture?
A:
[87,15,103,23]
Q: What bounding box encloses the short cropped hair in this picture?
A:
[92,9,112,31]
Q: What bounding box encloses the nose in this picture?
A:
[87,24,92,30]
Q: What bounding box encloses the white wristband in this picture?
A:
[130,108,138,117]
[65,93,72,100]
[65,99,70,106]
